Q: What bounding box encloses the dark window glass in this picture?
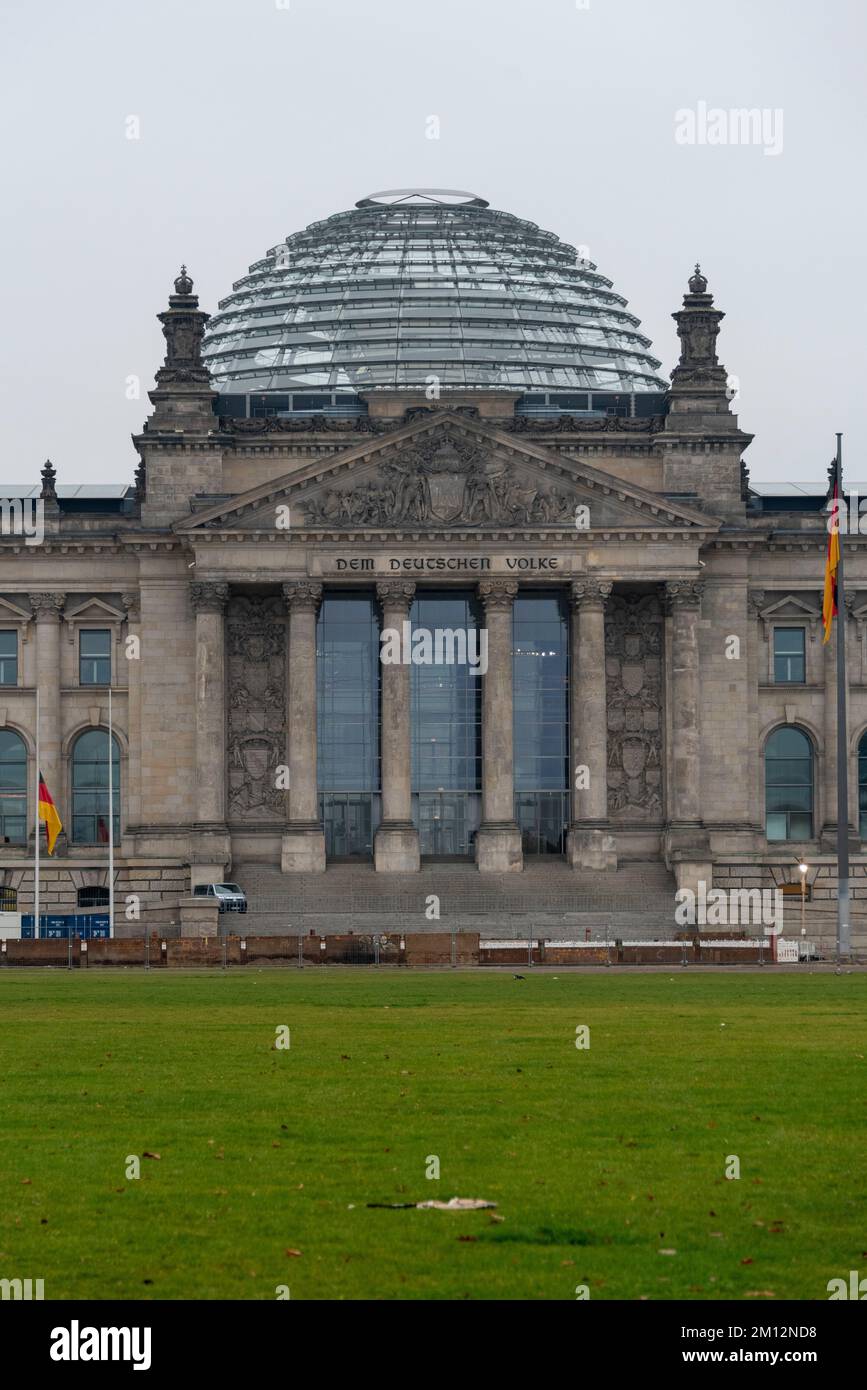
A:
[0,728,27,844]
[592,393,629,416]
[80,630,111,685]
[549,393,589,411]
[293,394,332,411]
[513,593,569,854]
[0,630,17,685]
[773,627,806,683]
[634,393,666,417]
[765,727,813,841]
[78,886,109,908]
[251,394,289,417]
[215,394,248,418]
[411,592,482,857]
[71,730,120,843]
[859,733,867,839]
[317,594,380,857]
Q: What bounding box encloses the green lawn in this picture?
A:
[0,970,864,1301]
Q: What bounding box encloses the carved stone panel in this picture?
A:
[605,593,664,821]
[227,595,286,822]
[301,434,578,529]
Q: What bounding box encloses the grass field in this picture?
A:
[1,969,864,1301]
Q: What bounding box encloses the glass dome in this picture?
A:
[201,190,667,401]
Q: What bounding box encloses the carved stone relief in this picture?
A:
[301,435,577,529]
[226,595,286,821]
[605,593,664,820]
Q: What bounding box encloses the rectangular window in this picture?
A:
[0,631,18,685]
[774,627,806,683]
[80,630,111,685]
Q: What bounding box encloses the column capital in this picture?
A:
[570,578,613,610]
[29,592,65,622]
[665,579,705,612]
[190,581,230,615]
[282,580,323,614]
[747,588,766,617]
[478,579,518,612]
[376,580,415,618]
[122,591,141,623]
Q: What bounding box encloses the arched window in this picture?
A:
[765,727,813,842]
[0,730,27,845]
[71,730,120,844]
[859,733,867,838]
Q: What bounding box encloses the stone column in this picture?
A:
[375,581,420,872]
[190,583,229,825]
[566,579,616,871]
[189,583,231,883]
[122,591,142,830]
[281,581,326,873]
[475,580,522,873]
[29,592,65,841]
[664,580,709,892]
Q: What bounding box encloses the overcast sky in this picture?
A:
[1,0,864,489]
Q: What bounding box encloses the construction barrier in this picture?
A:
[0,932,787,968]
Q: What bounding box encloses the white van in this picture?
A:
[192,883,248,914]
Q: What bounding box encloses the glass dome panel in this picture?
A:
[202,193,668,398]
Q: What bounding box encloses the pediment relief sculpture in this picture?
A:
[301,436,579,530]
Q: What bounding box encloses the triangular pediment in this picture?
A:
[0,595,32,624]
[175,411,719,536]
[757,594,821,622]
[63,596,126,623]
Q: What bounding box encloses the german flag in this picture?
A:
[38,772,62,855]
[823,474,841,643]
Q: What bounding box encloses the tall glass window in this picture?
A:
[71,730,120,843]
[317,593,381,858]
[0,730,27,844]
[513,593,569,854]
[859,733,867,838]
[765,727,813,842]
[80,630,111,685]
[773,627,806,683]
[0,631,18,685]
[411,591,482,857]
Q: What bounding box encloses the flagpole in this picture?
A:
[108,688,114,940]
[834,433,851,962]
[34,689,39,941]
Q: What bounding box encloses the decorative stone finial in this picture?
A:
[174,264,194,296]
[133,457,146,503]
[688,263,708,295]
[40,457,57,502]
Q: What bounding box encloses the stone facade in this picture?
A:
[1,265,864,938]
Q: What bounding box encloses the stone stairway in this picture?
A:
[232,859,681,940]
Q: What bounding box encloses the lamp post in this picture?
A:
[798,861,808,946]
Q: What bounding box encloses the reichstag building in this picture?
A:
[1,188,861,929]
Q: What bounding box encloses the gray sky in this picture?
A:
[1,0,864,489]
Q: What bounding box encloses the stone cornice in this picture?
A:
[184,526,719,546]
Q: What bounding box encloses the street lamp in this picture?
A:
[798,860,809,946]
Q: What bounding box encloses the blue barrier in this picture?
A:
[21,914,110,940]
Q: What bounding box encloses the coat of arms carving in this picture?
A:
[302,434,577,529]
